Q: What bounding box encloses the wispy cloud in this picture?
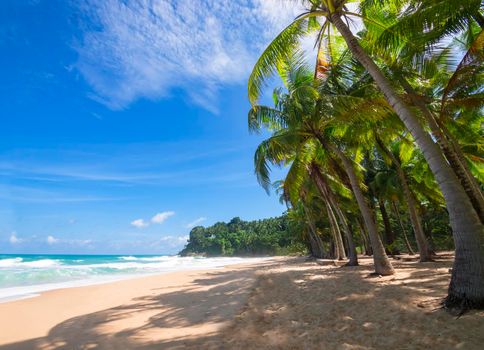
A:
[46,235,59,244]
[151,211,175,224]
[107,234,189,251]
[131,211,175,228]
[48,237,93,246]
[151,235,189,248]
[67,239,92,246]
[185,217,207,229]
[60,238,93,246]
[74,0,305,112]
[9,233,23,244]
[7,232,93,247]
[0,184,123,203]
[0,142,252,186]
[131,218,149,228]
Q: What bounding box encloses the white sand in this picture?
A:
[1,253,483,349]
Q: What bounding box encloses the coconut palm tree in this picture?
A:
[365,16,484,222]
[374,136,433,261]
[248,0,484,310]
[251,59,391,273]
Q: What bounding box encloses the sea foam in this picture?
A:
[0,255,268,303]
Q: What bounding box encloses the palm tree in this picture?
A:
[309,162,358,265]
[248,0,484,310]
[374,136,433,261]
[376,25,484,223]
[301,199,328,259]
[378,196,399,256]
[335,94,433,261]
[251,59,391,274]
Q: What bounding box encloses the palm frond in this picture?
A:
[248,105,285,133]
[248,18,310,105]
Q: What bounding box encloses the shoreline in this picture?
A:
[0,256,272,304]
[0,257,281,348]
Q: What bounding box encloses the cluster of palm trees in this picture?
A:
[248,0,483,311]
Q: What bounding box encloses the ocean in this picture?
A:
[0,254,266,303]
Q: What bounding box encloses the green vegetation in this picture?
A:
[179,216,306,256]
[247,0,483,311]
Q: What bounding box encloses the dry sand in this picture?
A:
[222,253,484,350]
[0,259,278,349]
[0,254,483,349]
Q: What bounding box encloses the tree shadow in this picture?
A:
[0,260,287,350]
[221,257,484,350]
[2,256,482,350]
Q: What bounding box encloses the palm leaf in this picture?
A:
[248,18,310,105]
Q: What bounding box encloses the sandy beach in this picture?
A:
[0,258,277,349]
[1,254,483,350]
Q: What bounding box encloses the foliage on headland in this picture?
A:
[179,216,306,256]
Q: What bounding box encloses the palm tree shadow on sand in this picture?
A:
[2,256,484,350]
[0,259,280,350]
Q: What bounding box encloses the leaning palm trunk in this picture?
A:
[309,232,325,258]
[327,204,346,260]
[391,201,416,255]
[434,118,484,223]
[305,210,326,259]
[358,218,372,256]
[310,164,358,265]
[327,211,340,259]
[319,138,394,275]
[346,221,360,263]
[398,76,484,223]
[331,13,484,307]
[308,232,323,258]
[376,137,432,261]
[332,200,358,266]
[378,196,399,256]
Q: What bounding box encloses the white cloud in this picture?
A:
[9,233,22,244]
[107,235,189,251]
[186,217,207,229]
[131,211,174,228]
[72,239,93,246]
[74,0,306,112]
[47,235,59,245]
[131,218,149,228]
[152,235,189,248]
[151,211,175,224]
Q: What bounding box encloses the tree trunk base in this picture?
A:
[443,294,484,315]
[419,256,435,263]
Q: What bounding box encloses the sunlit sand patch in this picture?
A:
[221,254,484,350]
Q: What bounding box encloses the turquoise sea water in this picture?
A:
[0,254,264,302]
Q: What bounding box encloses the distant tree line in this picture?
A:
[179,216,306,256]
[179,209,453,258]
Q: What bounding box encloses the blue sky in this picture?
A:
[0,0,308,255]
